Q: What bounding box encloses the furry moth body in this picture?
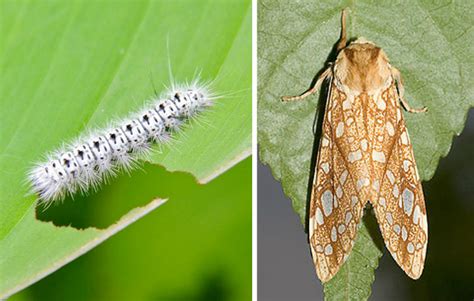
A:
[282,10,428,282]
[29,81,214,206]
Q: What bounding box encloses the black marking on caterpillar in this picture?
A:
[28,80,216,206]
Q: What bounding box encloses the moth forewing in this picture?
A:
[308,80,368,282]
[283,9,428,283]
[371,115,428,279]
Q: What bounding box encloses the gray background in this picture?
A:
[258,109,474,301]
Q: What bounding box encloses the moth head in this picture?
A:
[351,37,376,45]
[334,40,391,94]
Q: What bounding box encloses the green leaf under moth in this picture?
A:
[258,1,474,300]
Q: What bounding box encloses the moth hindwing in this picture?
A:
[282,9,428,283]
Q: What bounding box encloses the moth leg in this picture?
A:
[281,67,332,102]
[392,67,428,113]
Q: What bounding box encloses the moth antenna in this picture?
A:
[337,9,348,51]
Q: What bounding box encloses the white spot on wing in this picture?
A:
[322,137,330,147]
[386,121,395,136]
[379,197,386,208]
[336,186,343,198]
[402,226,408,241]
[357,178,369,190]
[392,185,399,198]
[315,207,324,225]
[348,150,362,163]
[403,160,410,172]
[402,188,414,216]
[413,205,421,224]
[340,170,348,185]
[331,226,337,242]
[342,99,352,110]
[322,190,333,217]
[345,211,352,224]
[373,180,380,193]
[321,162,330,174]
[336,122,344,138]
[338,224,346,234]
[377,98,386,110]
[372,150,386,163]
[360,139,368,151]
[386,212,393,225]
[400,131,408,145]
[407,242,415,254]
[386,170,395,184]
[393,224,401,234]
[351,196,358,207]
[324,244,333,255]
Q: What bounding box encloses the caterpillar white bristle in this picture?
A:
[28,81,215,206]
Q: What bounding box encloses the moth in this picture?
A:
[282,10,428,282]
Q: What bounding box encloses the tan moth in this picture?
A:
[282,10,428,282]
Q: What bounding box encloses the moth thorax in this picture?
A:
[335,45,391,94]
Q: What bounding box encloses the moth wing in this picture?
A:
[371,91,428,279]
[309,85,366,282]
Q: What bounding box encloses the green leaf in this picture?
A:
[10,159,252,301]
[323,218,382,301]
[258,1,474,300]
[0,0,251,298]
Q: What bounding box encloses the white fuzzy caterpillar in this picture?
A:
[28,80,215,206]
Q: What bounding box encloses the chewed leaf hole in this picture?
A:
[35,163,198,230]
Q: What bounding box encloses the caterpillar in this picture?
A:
[29,80,215,206]
[282,10,428,282]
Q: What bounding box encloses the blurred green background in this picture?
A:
[12,158,252,301]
